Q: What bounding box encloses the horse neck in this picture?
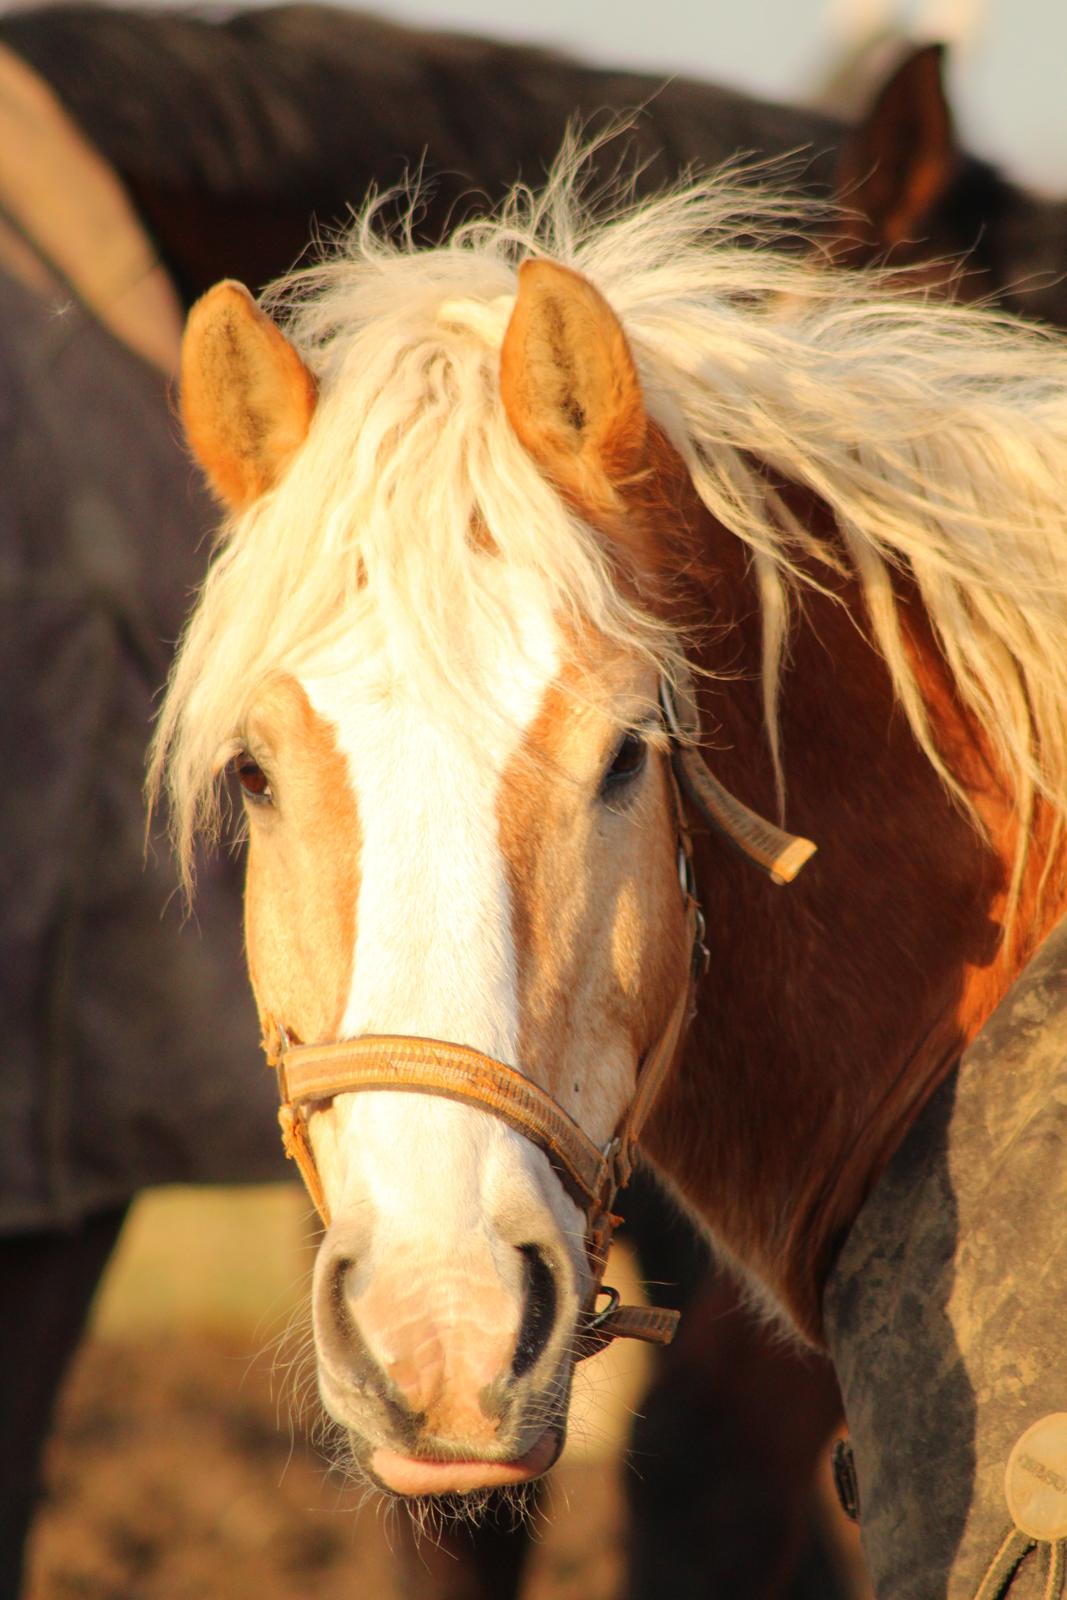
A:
[645,486,1067,1343]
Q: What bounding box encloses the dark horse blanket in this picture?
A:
[0,265,284,1230]
[826,915,1067,1598]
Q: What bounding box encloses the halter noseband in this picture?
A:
[262,678,816,1358]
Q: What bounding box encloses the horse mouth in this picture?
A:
[365,1426,562,1496]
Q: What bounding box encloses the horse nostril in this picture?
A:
[330,1256,354,1338]
[512,1245,558,1378]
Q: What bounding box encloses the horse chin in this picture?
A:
[354,1425,564,1501]
[317,1328,577,1502]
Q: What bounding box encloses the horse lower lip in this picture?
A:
[369,1429,560,1496]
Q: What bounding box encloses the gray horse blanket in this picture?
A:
[0,264,284,1232]
[826,917,1067,1598]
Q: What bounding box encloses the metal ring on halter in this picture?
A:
[601,1133,622,1173]
[691,904,710,980]
[585,1284,622,1331]
[677,839,691,894]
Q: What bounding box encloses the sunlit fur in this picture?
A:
[153,141,1067,891]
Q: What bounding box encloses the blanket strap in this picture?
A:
[972,1530,1066,1600]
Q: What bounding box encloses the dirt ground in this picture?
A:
[20,1188,653,1600]
[23,1333,630,1600]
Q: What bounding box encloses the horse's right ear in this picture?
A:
[834,42,957,258]
[180,280,317,511]
[499,259,647,516]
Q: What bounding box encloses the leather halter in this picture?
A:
[262,678,817,1357]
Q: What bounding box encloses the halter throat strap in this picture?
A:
[660,678,817,885]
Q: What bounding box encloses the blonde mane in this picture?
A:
[152,142,1067,885]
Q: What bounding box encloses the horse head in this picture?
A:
[172,260,711,1497]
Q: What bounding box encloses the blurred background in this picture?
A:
[112,0,1067,190]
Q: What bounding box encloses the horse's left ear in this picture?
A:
[500,260,647,511]
[180,280,317,511]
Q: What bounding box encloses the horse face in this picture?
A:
[179,259,688,1495]
[236,620,688,1494]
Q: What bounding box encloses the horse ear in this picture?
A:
[180,280,317,511]
[500,260,647,511]
[835,42,957,254]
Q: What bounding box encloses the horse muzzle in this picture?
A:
[309,1123,584,1492]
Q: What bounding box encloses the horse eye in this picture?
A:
[232,752,273,805]
[600,730,648,796]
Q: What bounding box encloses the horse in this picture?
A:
[5,11,1065,1595]
[154,148,1067,1595]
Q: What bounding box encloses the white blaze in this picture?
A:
[298,572,575,1239]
